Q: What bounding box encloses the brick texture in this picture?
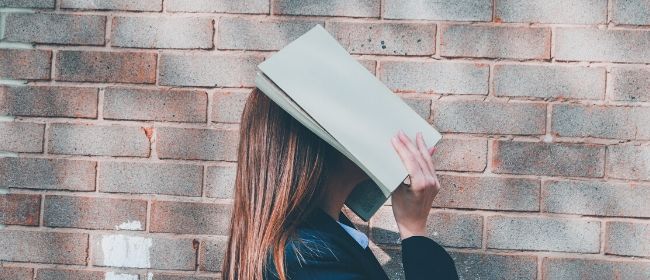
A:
[3,2,649,278]
[3,13,105,45]
[0,86,98,118]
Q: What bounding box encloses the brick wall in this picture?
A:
[1,0,649,279]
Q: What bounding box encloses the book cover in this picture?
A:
[255,24,442,222]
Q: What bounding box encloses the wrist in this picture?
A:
[399,228,426,240]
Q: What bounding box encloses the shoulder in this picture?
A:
[264,227,356,279]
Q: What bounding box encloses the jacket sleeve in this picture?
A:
[401,236,459,280]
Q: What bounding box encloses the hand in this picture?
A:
[389,130,440,240]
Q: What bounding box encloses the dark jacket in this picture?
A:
[264,207,459,280]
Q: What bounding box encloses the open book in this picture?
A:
[255,24,442,222]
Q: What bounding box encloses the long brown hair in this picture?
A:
[222,87,336,280]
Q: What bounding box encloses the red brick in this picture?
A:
[487,216,600,253]
[544,257,650,279]
[552,104,650,140]
[60,0,162,11]
[212,90,250,123]
[440,25,550,60]
[55,50,156,83]
[0,86,98,118]
[150,201,232,235]
[432,100,546,135]
[325,21,436,56]
[555,28,650,63]
[218,17,323,51]
[0,121,44,153]
[435,175,540,211]
[99,161,203,197]
[0,194,40,226]
[156,127,239,161]
[43,195,147,230]
[606,221,650,258]
[0,267,33,279]
[4,13,105,45]
[371,207,483,248]
[47,123,150,157]
[0,157,96,191]
[0,230,88,265]
[433,138,487,172]
[493,141,605,177]
[0,49,51,80]
[272,0,379,17]
[103,87,207,123]
[378,60,489,95]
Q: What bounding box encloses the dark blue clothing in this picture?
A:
[264,208,459,280]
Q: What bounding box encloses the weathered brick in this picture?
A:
[611,0,650,25]
[61,0,162,11]
[48,123,150,157]
[433,138,487,172]
[432,100,546,135]
[326,21,436,56]
[402,97,431,120]
[150,201,232,235]
[606,221,650,258]
[99,161,203,197]
[35,268,106,280]
[112,16,213,49]
[495,0,607,24]
[543,180,650,218]
[606,145,650,181]
[493,141,605,177]
[0,230,88,264]
[218,17,322,51]
[0,267,33,279]
[0,49,51,80]
[43,195,147,230]
[379,61,489,94]
[0,0,53,8]
[212,90,250,123]
[369,245,403,280]
[103,87,207,123]
[555,28,650,63]
[4,13,105,45]
[487,216,600,253]
[0,194,40,226]
[0,157,95,191]
[371,207,482,248]
[205,164,236,199]
[440,25,550,60]
[552,104,650,140]
[200,236,227,272]
[156,127,239,161]
[0,86,97,118]
[383,0,492,21]
[55,50,156,83]
[166,0,268,13]
[272,0,379,17]
[158,54,263,87]
[449,252,538,280]
[544,258,650,279]
[609,67,650,102]
[91,233,197,270]
[0,122,44,153]
[435,175,540,211]
[494,64,605,99]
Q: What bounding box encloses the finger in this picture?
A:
[391,135,424,184]
[397,131,431,179]
[415,132,435,174]
[429,146,436,155]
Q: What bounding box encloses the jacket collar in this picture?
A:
[302,207,390,280]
